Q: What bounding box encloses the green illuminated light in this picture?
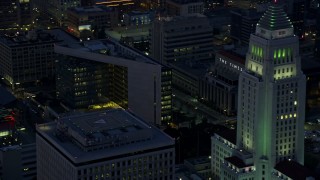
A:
[278,49,281,58]
[288,48,292,57]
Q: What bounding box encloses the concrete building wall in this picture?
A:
[38,131,175,180]
[150,15,213,64]
[211,134,235,179]
[166,0,204,16]
[0,144,36,180]
[55,45,162,125]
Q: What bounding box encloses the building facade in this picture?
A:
[211,128,236,179]
[0,30,58,89]
[0,0,32,34]
[123,11,155,26]
[0,144,37,180]
[36,109,175,180]
[56,56,109,108]
[55,39,172,125]
[200,51,245,116]
[230,9,263,45]
[211,4,315,179]
[0,29,78,90]
[95,0,135,14]
[165,0,204,16]
[67,6,118,38]
[150,15,213,64]
[33,0,81,26]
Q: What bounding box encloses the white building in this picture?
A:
[211,4,315,179]
[55,39,172,125]
[36,109,175,180]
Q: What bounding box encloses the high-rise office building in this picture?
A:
[230,9,263,45]
[36,109,175,180]
[55,39,172,125]
[286,0,306,38]
[165,0,204,16]
[33,0,81,26]
[211,4,315,179]
[150,15,213,64]
[0,30,58,89]
[0,29,78,90]
[0,0,32,34]
[56,56,109,108]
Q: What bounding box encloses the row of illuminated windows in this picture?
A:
[161,116,171,121]
[273,48,293,60]
[278,113,297,120]
[75,91,87,96]
[276,137,296,145]
[274,67,294,74]
[251,44,263,58]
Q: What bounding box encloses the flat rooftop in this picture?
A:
[0,28,79,47]
[215,126,237,145]
[184,156,210,165]
[105,25,150,41]
[275,160,316,179]
[169,60,210,79]
[36,109,174,164]
[64,109,147,137]
[225,156,250,168]
[70,6,115,14]
[159,14,206,22]
[56,39,162,66]
[217,50,246,65]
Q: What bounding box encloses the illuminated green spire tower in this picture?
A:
[235,3,306,179]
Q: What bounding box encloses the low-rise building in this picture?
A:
[211,127,236,179]
[184,156,211,179]
[200,50,245,116]
[36,109,175,180]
